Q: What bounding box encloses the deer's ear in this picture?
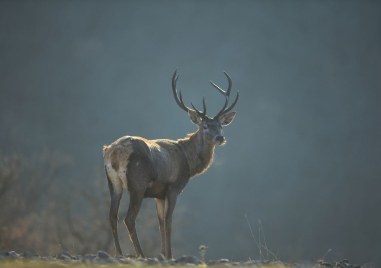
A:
[219,111,236,126]
[188,110,202,125]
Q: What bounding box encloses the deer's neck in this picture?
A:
[178,131,215,178]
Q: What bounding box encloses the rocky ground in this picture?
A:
[0,251,370,268]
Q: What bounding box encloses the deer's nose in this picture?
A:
[215,135,225,144]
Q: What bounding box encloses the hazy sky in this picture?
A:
[1,0,380,265]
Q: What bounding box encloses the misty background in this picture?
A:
[1,0,380,265]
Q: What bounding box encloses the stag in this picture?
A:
[103,71,239,259]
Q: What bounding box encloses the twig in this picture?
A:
[244,214,261,259]
[244,214,278,261]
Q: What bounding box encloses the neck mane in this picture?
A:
[178,130,215,178]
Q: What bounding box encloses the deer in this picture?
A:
[102,71,239,259]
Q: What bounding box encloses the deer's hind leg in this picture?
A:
[106,168,123,257]
[125,187,145,258]
[124,153,153,258]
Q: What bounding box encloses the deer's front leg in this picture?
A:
[164,190,177,259]
[155,198,166,256]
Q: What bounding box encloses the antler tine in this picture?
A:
[212,71,236,118]
[210,72,232,96]
[210,81,225,95]
[202,97,207,116]
[221,91,239,115]
[223,71,232,96]
[172,70,191,112]
[190,97,207,117]
[190,103,201,115]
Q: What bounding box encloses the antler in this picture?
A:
[172,70,190,112]
[210,72,239,119]
[172,70,207,118]
[172,70,238,119]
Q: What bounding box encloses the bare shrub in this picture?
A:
[0,151,72,253]
[0,151,183,256]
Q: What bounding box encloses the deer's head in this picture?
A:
[172,71,239,146]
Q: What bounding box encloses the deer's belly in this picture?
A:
[144,181,168,199]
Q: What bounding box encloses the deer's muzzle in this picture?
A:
[214,135,225,145]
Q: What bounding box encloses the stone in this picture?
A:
[5,251,21,259]
[95,250,118,264]
[175,255,202,265]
